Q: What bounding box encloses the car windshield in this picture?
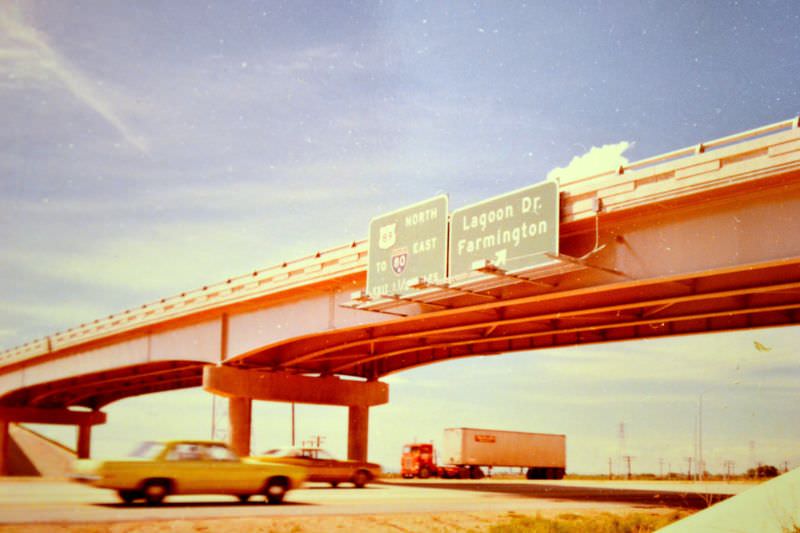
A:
[128,441,166,459]
[309,449,335,460]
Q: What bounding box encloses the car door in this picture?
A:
[162,443,209,493]
[313,449,349,482]
[203,443,259,493]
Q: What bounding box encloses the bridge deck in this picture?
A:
[1,117,799,409]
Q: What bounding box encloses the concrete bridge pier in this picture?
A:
[0,407,106,475]
[204,366,388,461]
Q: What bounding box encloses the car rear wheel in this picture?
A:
[142,480,170,505]
[264,477,288,504]
[352,470,371,488]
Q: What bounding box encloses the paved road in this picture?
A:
[0,477,754,525]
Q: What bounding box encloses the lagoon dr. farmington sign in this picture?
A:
[449,181,558,278]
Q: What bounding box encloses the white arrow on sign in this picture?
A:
[494,249,508,267]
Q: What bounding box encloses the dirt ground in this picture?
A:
[0,508,686,533]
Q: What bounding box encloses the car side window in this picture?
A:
[166,443,204,461]
[207,445,238,461]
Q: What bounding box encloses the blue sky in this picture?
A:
[1,1,799,474]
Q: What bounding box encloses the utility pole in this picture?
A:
[723,460,735,481]
[210,395,228,442]
[608,457,613,479]
[291,403,295,446]
[618,421,626,474]
[307,434,326,448]
[692,414,698,480]
[686,457,693,480]
[622,455,633,480]
[698,393,704,482]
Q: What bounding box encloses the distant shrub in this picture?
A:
[747,465,780,479]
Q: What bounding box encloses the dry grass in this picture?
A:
[487,511,689,532]
[0,510,690,533]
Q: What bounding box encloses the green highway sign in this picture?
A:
[366,195,449,298]
[449,181,559,278]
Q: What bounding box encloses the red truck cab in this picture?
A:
[401,443,436,478]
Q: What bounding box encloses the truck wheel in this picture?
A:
[264,477,289,504]
[469,466,485,479]
[418,467,431,479]
[352,470,371,488]
[142,480,169,505]
[237,494,251,503]
[526,468,537,480]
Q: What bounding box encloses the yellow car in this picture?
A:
[71,440,307,505]
[251,447,381,488]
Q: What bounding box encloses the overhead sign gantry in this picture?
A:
[361,181,562,310]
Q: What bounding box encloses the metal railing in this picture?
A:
[0,241,368,367]
[2,116,798,368]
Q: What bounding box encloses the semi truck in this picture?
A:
[401,428,566,480]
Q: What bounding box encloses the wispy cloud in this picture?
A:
[0,4,147,153]
[547,141,632,182]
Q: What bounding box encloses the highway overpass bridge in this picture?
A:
[1,117,799,473]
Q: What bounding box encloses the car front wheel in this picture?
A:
[352,470,371,488]
[264,478,289,504]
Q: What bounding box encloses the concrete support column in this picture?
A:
[347,405,369,462]
[77,424,92,459]
[204,367,388,462]
[228,396,252,457]
[0,420,8,476]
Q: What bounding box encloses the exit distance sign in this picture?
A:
[366,195,449,298]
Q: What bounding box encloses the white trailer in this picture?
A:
[441,428,566,479]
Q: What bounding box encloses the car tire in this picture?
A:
[264,477,288,504]
[237,494,251,503]
[418,467,431,479]
[142,480,169,505]
[117,489,140,505]
[352,470,371,488]
[329,481,340,488]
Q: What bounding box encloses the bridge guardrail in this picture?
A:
[0,241,368,368]
[554,116,799,221]
[2,116,798,369]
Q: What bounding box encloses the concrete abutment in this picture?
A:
[0,407,106,475]
[203,366,388,461]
